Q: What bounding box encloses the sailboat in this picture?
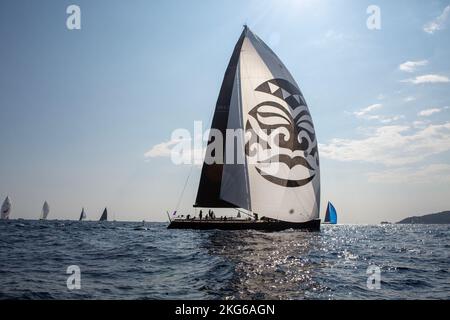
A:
[40,201,50,220]
[99,208,107,221]
[168,26,321,231]
[79,208,87,221]
[324,202,337,224]
[1,196,11,220]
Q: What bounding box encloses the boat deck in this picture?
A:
[167,219,320,231]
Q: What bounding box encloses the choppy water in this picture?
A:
[0,220,449,299]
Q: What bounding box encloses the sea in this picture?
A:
[0,220,449,300]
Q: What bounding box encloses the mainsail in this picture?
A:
[79,208,87,221]
[40,201,50,220]
[195,27,320,223]
[1,196,11,220]
[99,208,107,221]
[324,202,337,224]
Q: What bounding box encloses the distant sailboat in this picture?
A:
[99,208,107,221]
[324,202,337,224]
[40,201,50,220]
[79,208,87,221]
[1,196,11,220]
[168,26,321,231]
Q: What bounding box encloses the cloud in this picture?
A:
[144,136,206,165]
[312,29,355,46]
[399,60,428,73]
[368,164,450,184]
[320,122,450,166]
[403,96,416,102]
[401,74,449,84]
[365,115,404,124]
[418,108,442,117]
[353,104,383,117]
[144,138,185,158]
[412,120,430,128]
[324,29,345,41]
[352,104,403,123]
[418,107,449,117]
[381,116,404,124]
[424,5,450,34]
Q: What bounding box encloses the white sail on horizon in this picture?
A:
[40,201,50,220]
[1,196,11,220]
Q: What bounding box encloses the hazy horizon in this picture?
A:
[1,0,450,223]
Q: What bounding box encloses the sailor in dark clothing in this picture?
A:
[199,210,203,220]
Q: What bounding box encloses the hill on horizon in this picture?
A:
[397,211,450,224]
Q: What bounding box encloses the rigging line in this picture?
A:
[174,100,215,214]
[174,164,194,213]
[233,208,254,219]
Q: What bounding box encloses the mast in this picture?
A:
[194,27,320,223]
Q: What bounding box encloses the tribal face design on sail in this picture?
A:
[245,78,319,188]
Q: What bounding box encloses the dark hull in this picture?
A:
[168,219,320,231]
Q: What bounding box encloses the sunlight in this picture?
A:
[272,0,320,13]
[247,0,322,35]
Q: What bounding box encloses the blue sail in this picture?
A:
[325,202,337,224]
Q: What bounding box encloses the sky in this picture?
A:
[0,0,449,223]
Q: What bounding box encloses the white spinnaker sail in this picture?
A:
[1,197,11,220]
[41,201,50,220]
[220,28,320,223]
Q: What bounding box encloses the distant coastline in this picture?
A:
[396,211,450,224]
